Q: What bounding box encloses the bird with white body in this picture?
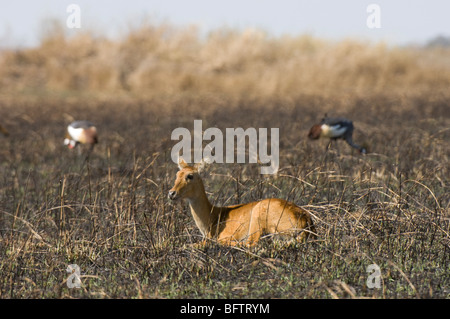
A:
[308,116,367,154]
[64,121,98,152]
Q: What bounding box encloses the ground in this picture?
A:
[0,91,448,299]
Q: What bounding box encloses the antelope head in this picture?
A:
[168,158,204,201]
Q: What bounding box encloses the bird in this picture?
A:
[0,124,9,137]
[64,121,98,152]
[308,115,367,154]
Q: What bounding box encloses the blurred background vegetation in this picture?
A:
[1,21,450,100]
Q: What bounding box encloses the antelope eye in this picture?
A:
[186,174,194,180]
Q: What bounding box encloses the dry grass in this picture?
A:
[0,21,448,299]
[1,20,450,99]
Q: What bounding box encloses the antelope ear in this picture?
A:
[194,157,212,173]
[178,157,189,170]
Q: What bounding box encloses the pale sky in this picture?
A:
[1,0,449,48]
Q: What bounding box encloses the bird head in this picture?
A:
[308,124,322,139]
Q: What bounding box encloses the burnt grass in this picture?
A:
[0,92,448,298]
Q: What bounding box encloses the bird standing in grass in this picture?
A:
[308,116,367,154]
[64,121,98,155]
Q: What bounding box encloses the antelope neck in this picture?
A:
[186,182,216,237]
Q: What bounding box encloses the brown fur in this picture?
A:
[169,158,317,246]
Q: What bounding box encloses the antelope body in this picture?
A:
[168,158,316,246]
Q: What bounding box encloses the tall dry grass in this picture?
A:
[1,20,450,99]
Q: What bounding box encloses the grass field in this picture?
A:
[0,23,449,299]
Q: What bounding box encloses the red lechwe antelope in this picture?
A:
[64,121,98,152]
[168,158,317,246]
